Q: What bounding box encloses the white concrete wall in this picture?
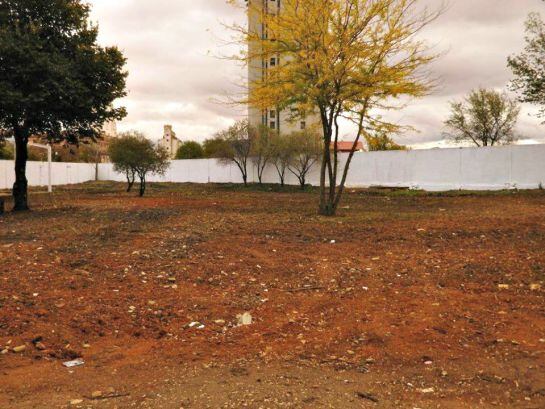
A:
[2,145,543,192]
[96,144,545,191]
[0,160,96,190]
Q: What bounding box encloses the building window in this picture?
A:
[270,121,276,129]
[270,109,276,119]
[300,121,306,130]
[270,57,276,67]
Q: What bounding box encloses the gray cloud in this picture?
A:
[89,0,544,146]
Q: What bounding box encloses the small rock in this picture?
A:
[530,283,541,291]
[12,345,26,353]
[187,321,205,330]
[91,391,103,399]
[419,388,435,394]
[237,312,253,326]
[35,342,47,351]
[498,284,510,290]
[69,399,83,405]
[214,319,226,325]
[1,349,8,355]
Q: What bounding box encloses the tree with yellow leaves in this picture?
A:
[229,0,441,215]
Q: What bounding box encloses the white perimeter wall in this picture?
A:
[1,145,543,191]
[97,144,545,191]
[0,160,96,190]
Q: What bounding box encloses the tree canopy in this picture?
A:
[444,88,520,147]
[508,12,545,119]
[0,0,127,210]
[109,132,170,196]
[229,0,440,215]
[215,120,255,186]
[366,132,407,151]
[175,141,205,160]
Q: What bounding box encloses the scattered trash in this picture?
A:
[237,312,253,326]
[63,358,85,368]
[186,321,205,330]
[530,283,541,291]
[12,345,26,353]
[69,399,83,405]
[419,388,435,394]
[330,240,336,244]
[498,284,510,290]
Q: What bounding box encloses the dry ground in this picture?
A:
[0,182,544,409]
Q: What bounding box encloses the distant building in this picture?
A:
[158,125,181,159]
[331,141,365,153]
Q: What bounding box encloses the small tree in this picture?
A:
[508,12,545,119]
[444,88,520,147]
[270,132,293,187]
[366,132,407,151]
[251,126,274,185]
[288,131,322,190]
[0,140,14,160]
[108,132,141,192]
[133,142,170,197]
[203,137,230,158]
[216,120,254,186]
[0,0,127,210]
[175,141,205,159]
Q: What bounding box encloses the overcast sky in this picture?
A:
[89,0,544,148]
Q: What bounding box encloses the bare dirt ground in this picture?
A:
[0,182,544,409]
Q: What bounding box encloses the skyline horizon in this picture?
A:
[83,0,545,148]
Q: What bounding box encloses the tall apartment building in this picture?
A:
[247,0,320,135]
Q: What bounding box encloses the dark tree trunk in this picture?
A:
[126,171,135,192]
[139,176,146,197]
[13,126,30,211]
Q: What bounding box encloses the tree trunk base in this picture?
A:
[318,203,336,217]
[13,182,29,212]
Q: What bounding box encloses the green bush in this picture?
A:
[175,141,205,159]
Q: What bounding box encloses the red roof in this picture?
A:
[331,141,364,152]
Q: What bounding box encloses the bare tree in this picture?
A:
[216,120,254,186]
[287,131,322,190]
[270,133,293,187]
[444,88,520,147]
[251,126,274,185]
